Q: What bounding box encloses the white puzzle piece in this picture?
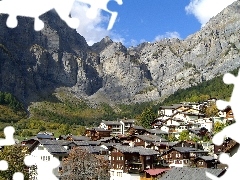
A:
[0,0,123,31]
[24,155,60,180]
[76,0,123,30]
[0,0,79,31]
[206,69,240,179]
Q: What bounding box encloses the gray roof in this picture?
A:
[86,127,112,132]
[121,119,136,123]
[55,140,90,146]
[160,167,225,180]
[135,135,168,142]
[57,140,72,146]
[102,120,122,125]
[172,147,198,153]
[114,145,159,155]
[87,141,101,146]
[39,139,58,145]
[101,142,121,147]
[154,141,179,147]
[159,104,184,110]
[146,129,168,134]
[98,136,114,142]
[78,146,107,154]
[74,141,90,146]
[131,125,146,130]
[196,156,216,161]
[44,144,68,154]
[71,135,91,141]
[36,134,55,139]
[189,128,201,134]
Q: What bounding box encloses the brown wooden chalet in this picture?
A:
[188,127,211,140]
[160,147,208,167]
[219,105,234,120]
[85,127,112,141]
[153,141,179,155]
[97,136,120,143]
[174,140,201,149]
[129,135,168,148]
[145,129,168,139]
[182,112,206,119]
[194,156,217,168]
[58,135,91,141]
[158,104,187,117]
[127,125,148,135]
[151,117,168,128]
[21,137,39,152]
[110,145,159,174]
[121,118,136,134]
[214,138,238,156]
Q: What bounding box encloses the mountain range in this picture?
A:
[0,1,240,108]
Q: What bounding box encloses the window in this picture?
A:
[58,167,62,171]
[175,160,182,164]
[176,153,181,158]
[146,156,150,160]
[117,172,122,177]
[48,156,50,161]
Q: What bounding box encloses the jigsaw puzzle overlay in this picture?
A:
[0,0,123,179]
[206,69,240,180]
[24,155,60,180]
[0,0,123,31]
[0,126,25,180]
[0,126,61,180]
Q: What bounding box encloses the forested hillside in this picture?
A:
[158,69,238,106]
[0,68,238,139]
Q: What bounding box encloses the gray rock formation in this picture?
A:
[1,1,240,106]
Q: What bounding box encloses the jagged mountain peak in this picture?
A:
[90,36,113,53]
[0,1,240,107]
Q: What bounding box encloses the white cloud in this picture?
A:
[154,31,181,42]
[185,0,237,26]
[70,2,124,46]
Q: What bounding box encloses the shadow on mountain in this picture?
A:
[0,11,92,107]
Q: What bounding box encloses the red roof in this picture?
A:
[144,168,170,176]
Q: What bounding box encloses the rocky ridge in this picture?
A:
[0,1,240,107]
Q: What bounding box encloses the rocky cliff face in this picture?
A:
[1,1,240,106]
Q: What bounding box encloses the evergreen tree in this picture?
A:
[136,106,157,129]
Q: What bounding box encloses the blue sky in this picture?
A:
[71,0,236,47]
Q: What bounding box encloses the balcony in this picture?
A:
[128,168,141,174]
[125,160,141,165]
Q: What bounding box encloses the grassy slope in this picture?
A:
[0,68,238,139]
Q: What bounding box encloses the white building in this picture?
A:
[22,138,68,179]
[110,169,140,180]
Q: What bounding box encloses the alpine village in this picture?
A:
[1,1,240,180]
